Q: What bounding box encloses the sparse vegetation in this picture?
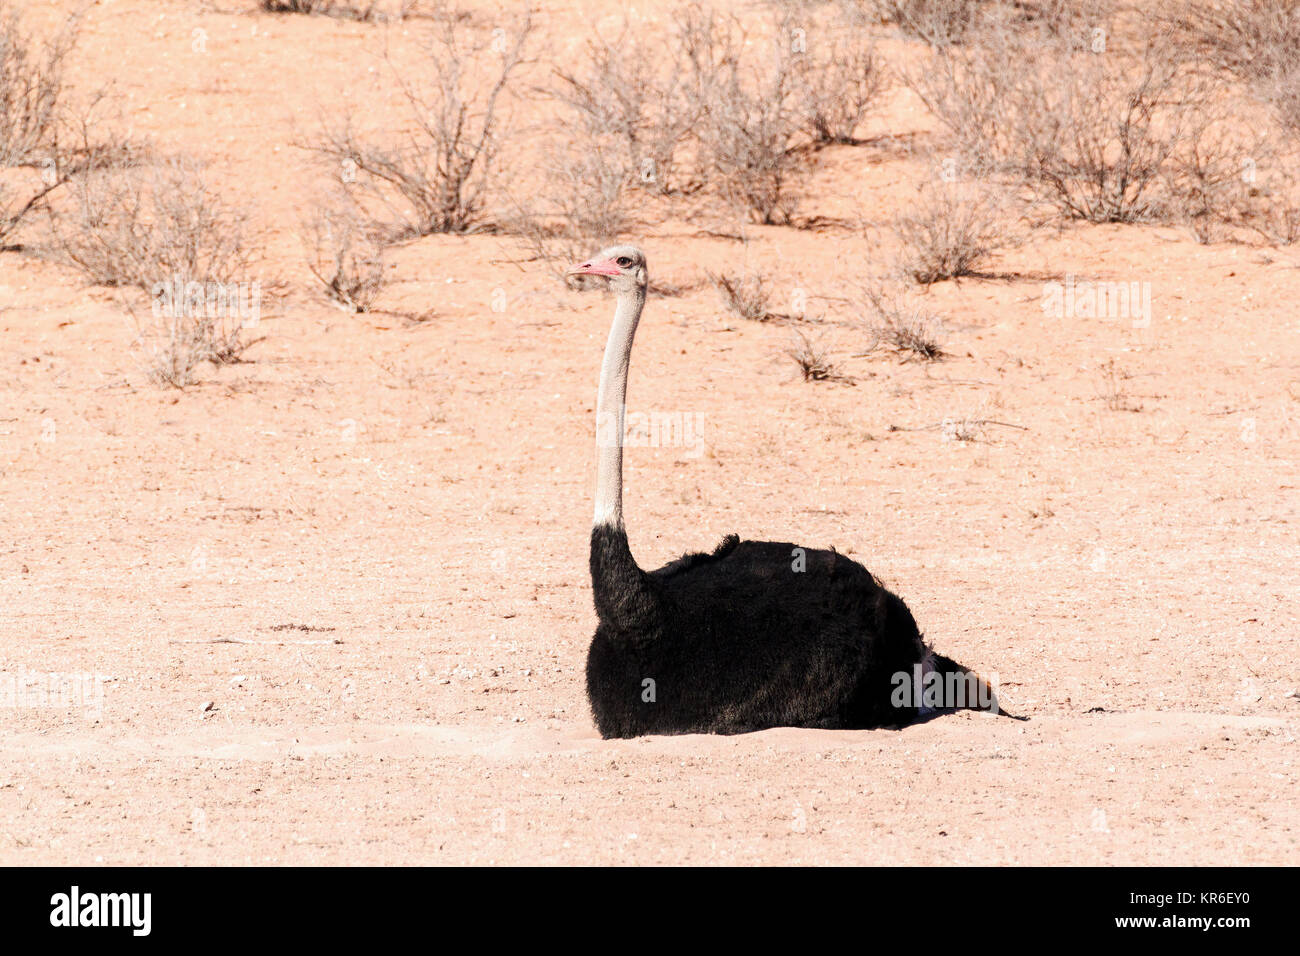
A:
[0,3,114,245]
[866,0,988,48]
[709,269,776,321]
[889,182,1011,283]
[858,286,947,361]
[50,155,255,289]
[262,0,351,13]
[677,4,806,225]
[503,142,638,280]
[550,19,700,197]
[786,328,849,382]
[793,27,889,146]
[302,194,387,313]
[906,23,1281,228]
[1178,0,1300,100]
[260,0,430,20]
[307,5,532,238]
[135,304,260,389]
[942,415,984,441]
[513,2,897,273]
[47,155,262,388]
[1096,359,1141,412]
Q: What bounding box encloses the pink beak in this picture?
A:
[567,256,620,277]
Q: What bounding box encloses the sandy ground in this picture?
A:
[0,1,1296,865]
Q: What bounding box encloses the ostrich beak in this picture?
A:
[567,257,620,277]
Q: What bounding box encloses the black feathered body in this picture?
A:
[586,525,928,738]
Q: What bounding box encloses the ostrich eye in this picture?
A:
[616,256,632,268]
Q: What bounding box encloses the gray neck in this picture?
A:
[593,286,646,529]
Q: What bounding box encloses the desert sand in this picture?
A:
[0,0,1296,865]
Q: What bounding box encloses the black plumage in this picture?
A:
[570,244,1010,738]
[587,526,986,738]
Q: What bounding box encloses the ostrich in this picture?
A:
[571,245,1010,738]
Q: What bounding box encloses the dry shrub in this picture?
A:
[1238,163,1300,244]
[1158,110,1298,244]
[865,0,988,47]
[50,155,254,288]
[890,182,1013,283]
[307,4,532,238]
[863,0,1108,47]
[302,193,387,312]
[908,24,1265,226]
[550,19,699,196]
[262,0,335,10]
[0,2,69,167]
[1161,114,1254,243]
[1178,0,1300,85]
[137,307,259,389]
[1177,1,1300,143]
[49,155,262,386]
[708,269,775,321]
[501,142,639,281]
[534,2,889,235]
[520,2,892,271]
[1276,69,1300,139]
[1156,1,1300,242]
[677,3,806,224]
[793,25,889,145]
[509,12,685,276]
[786,328,844,381]
[260,0,428,19]
[1096,358,1141,412]
[858,285,947,361]
[0,3,109,244]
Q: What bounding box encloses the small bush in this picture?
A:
[541,146,637,244]
[136,308,258,389]
[550,19,699,195]
[1096,358,1141,412]
[0,3,92,244]
[1276,70,1300,139]
[793,28,889,146]
[0,2,70,165]
[1159,109,1264,243]
[859,286,947,361]
[708,270,775,321]
[254,0,392,18]
[1178,0,1300,85]
[303,194,387,312]
[260,0,424,19]
[51,155,254,289]
[867,0,988,47]
[1178,1,1300,144]
[307,5,532,237]
[677,4,806,224]
[262,0,345,12]
[890,183,1010,283]
[786,328,843,382]
[49,155,262,387]
[909,27,1242,225]
[502,142,638,281]
[1239,177,1300,245]
[866,0,1108,47]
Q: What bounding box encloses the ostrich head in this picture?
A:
[568,245,647,295]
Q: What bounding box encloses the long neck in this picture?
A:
[589,284,660,631]
[593,286,645,529]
